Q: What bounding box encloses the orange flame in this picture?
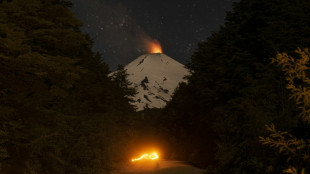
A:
[148,41,163,54]
[131,152,159,162]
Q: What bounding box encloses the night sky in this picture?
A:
[70,0,238,70]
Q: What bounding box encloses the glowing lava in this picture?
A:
[131,152,159,162]
[149,41,163,54]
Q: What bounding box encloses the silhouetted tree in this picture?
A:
[160,0,310,173]
[0,0,136,173]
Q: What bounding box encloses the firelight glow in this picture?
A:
[131,152,159,162]
[149,41,163,54]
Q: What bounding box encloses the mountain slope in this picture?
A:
[124,53,189,111]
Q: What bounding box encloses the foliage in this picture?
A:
[158,0,310,173]
[0,0,136,173]
[110,65,137,109]
[272,49,310,123]
[260,49,310,174]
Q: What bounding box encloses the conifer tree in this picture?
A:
[0,0,136,173]
[260,48,310,174]
[161,0,310,172]
[110,65,137,105]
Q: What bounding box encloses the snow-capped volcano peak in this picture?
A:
[124,53,189,111]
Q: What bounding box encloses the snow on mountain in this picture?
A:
[123,53,189,111]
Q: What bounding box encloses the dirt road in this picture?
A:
[114,160,204,174]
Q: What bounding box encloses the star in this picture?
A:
[70,0,239,70]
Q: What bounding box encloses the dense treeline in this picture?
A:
[2,0,310,173]
[0,0,136,173]
[151,0,310,173]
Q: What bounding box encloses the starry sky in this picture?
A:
[70,0,238,70]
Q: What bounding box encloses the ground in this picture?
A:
[114,160,204,174]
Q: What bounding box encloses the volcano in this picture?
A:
[124,53,189,111]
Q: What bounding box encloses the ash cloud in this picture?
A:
[70,0,156,70]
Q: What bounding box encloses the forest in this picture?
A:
[1,0,310,174]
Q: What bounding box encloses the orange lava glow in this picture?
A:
[149,41,163,54]
[131,152,159,162]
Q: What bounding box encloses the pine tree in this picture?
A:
[110,65,137,110]
[260,48,310,174]
[0,0,136,173]
[161,0,310,172]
